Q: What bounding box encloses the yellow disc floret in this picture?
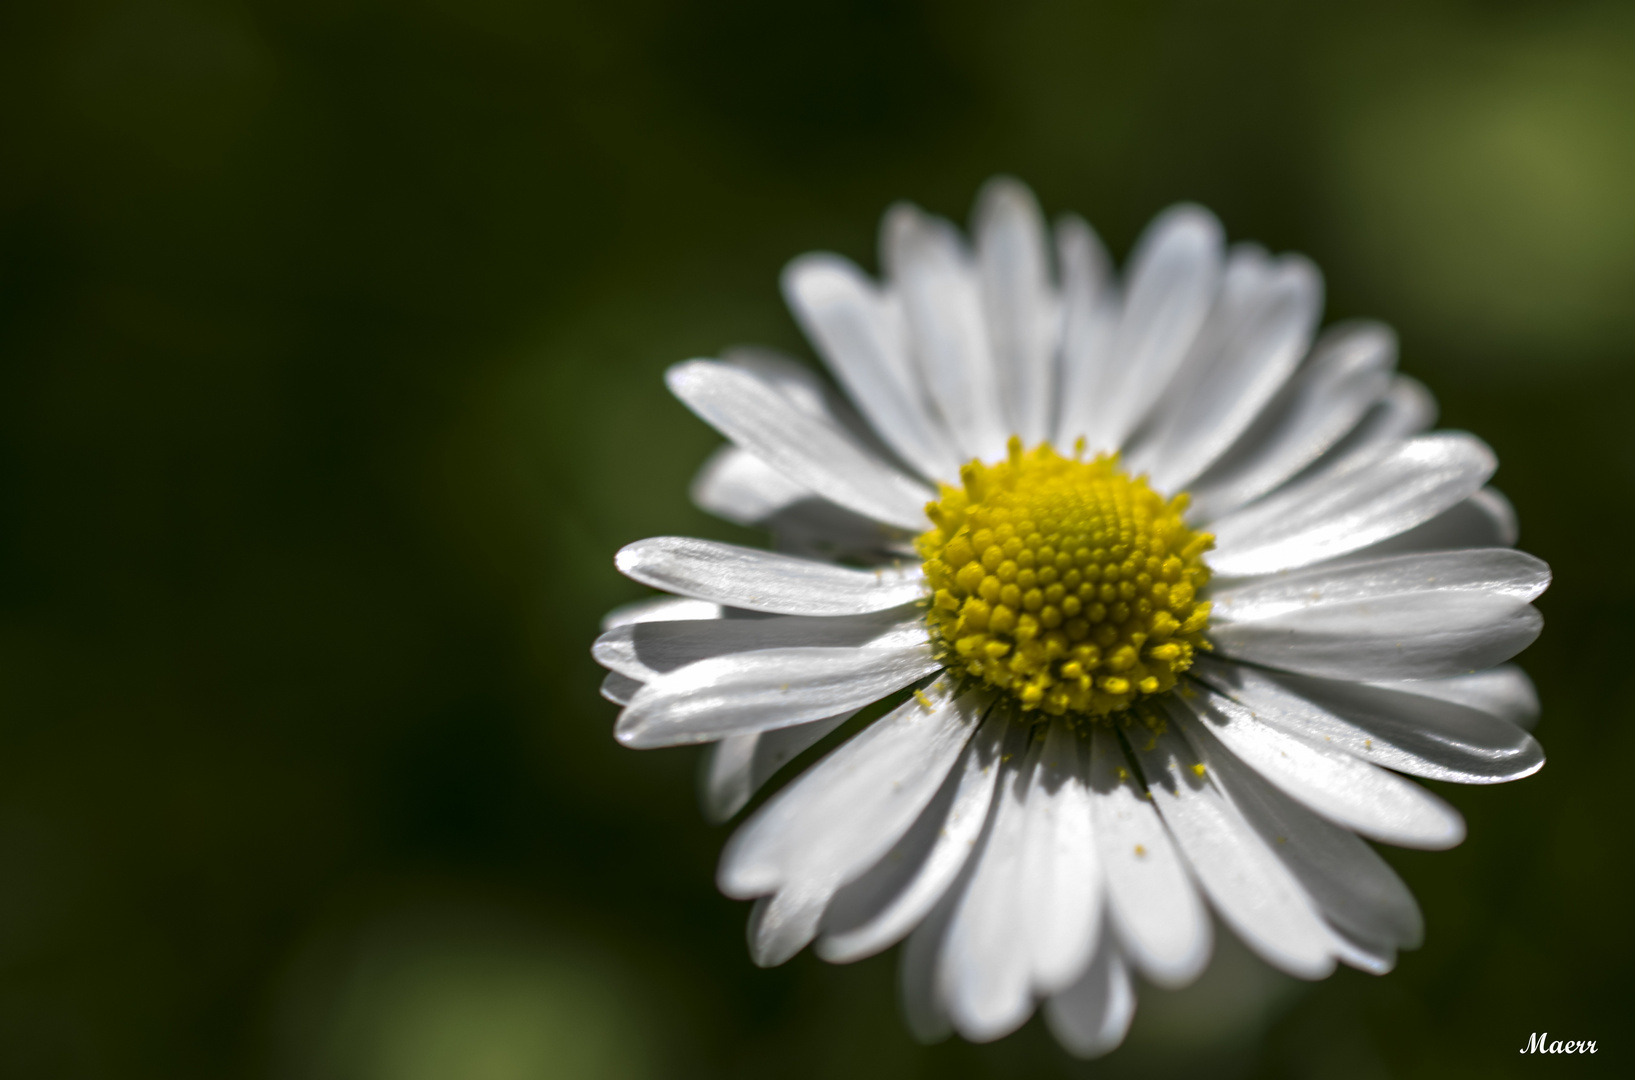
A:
[917,437,1214,720]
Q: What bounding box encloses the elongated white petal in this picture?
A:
[593,608,917,684]
[1043,935,1136,1060]
[1209,433,1497,576]
[600,670,641,705]
[1373,665,1540,731]
[1349,487,1519,558]
[691,446,902,558]
[939,733,1038,1041]
[1087,728,1210,987]
[1186,321,1396,523]
[1210,548,1551,623]
[1177,688,1464,849]
[1296,375,1437,482]
[1211,589,1542,681]
[1053,214,1117,449]
[667,359,932,530]
[1336,375,1438,452]
[898,717,1037,1045]
[718,678,988,898]
[600,595,722,631]
[690,443,813,526]
[617,643,938,748]
[883,205,1009,463]
[615,537,924,616]
[818,713,1010,962]
[1328,927,1397,975]
[598,594,727,704]
[900,882,959,1044]
[1084,205,1223,452]
[1182,717,1424,952]
[719,346,859,425]
[1132,722,1336,979]
[747,886,828,967]
[1137,249,1322,494]
[975,177,1060,445]
[1021,719,1103,995]
[701,712,855,824]
[1192,657,1544,783]
[782,253,961,482]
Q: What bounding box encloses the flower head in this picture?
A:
[919,439,1214,716]
[593,178,1547,1056]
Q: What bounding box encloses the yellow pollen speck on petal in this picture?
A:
[1191,763,1207,777]
[918,438,1212,723]
[1134,844,1147,857]
[913,689,935,711]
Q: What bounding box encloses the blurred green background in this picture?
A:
[0,0,1630,1076]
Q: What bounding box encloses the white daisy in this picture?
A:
[593,177,1547,1057]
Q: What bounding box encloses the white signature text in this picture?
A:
[1520,1033,1596,1054]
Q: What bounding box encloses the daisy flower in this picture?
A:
[592,178,1547,1056]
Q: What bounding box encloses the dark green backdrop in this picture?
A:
[1,1,1629,1076]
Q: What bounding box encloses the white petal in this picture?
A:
[975,177,1060,445]
[938,732,1038,1041]
[1021,718,1103,995]
[593,608,918,684]
[1083,205,1224,452]
[782,253,961,481]
[1192,657,1544,784]
[705,735,769,823]
[898,722,1044,1047]
[1185,321,1396,523]
[817,712,1011,963]
[1182,717,1423,951]
[720,344,916,451]
[1177,687,1465,849]
[667,359,932,530]
[691,446,903,558]
[1208,433,1497,576]
[900,883,958,1043]
[1087,727,1210,987]
[1210,588,1542,681]
[1339,375,1438,451]
[701,712,855,824]
[1327,928,1397,975]
[1210,548,1552,623]
[1347,487,1519,558]
[1474,488,1520,544]
[1373,665,1541,731]
[1135,248,1323,494]
[600,596,722,631]
[883,205,1009,463]
[614,537,924,616]
[600,670,641,706]
[617,643,939,748]
[1298,375,1437,480]
[1043,935,1136,1060]
[747,886,828,967]
[717,678,988,899]
[720,345,934,489]
[1053,214,1118,449]
[690,443,814,525]
[1132,721,1336,980]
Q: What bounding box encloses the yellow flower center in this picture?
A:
[918,437,1214,719]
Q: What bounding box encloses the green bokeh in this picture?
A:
[0,1,1629,1076]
